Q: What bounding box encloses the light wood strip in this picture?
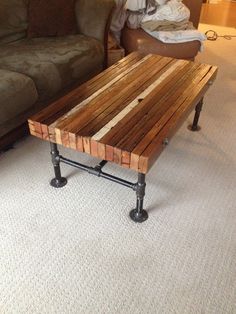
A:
[48,125,56,142]
[28,120,36,133]
[69,133,76,150]
[55,128,62,145]
[92,59,186,142]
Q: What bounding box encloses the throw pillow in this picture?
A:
[28,0,77,38]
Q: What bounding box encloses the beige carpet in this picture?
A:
[0,24,236,314]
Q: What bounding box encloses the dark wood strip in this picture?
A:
[113,147,122,165]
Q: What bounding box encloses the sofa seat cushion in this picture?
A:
[0,69,38,125]
[0,35,104,100]
[121,27,201,60]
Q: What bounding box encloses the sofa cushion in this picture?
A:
[0,35,104,100]
[0,69,38,125]
[0,0,29,44]
[28,0,77,38]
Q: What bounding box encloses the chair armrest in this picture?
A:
[75,0,115,43]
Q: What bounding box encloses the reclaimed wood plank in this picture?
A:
[76,136,84,152]
[97,142,106,160]
[61,130,70,148]
[69,133,77,150]
[41,124,49,140]
[121,151,131,168]
[90,139,99,157]
[83,137,91,154]
[55,128,62,145]
[105,144,114,162]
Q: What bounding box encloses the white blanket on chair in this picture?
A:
[143,28,206,50]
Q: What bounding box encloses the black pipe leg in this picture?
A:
[130,173,148,223]
[188,98,204,131]
[50,142,67,188]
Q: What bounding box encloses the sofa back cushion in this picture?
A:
[27,0,77,38]
[0,0,29,44]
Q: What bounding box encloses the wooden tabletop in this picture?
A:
[28,52,217,174]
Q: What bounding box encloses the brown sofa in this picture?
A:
[0,0,114,151]
[121,0,203,60]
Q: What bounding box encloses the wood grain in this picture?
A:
[28,52,218,174]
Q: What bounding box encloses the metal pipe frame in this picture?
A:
[188,98,204,132]
[49,143,148,223]
[60,155,137,190]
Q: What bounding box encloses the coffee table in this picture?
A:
[28,52,217,223]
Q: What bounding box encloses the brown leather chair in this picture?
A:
[121,0,203,60]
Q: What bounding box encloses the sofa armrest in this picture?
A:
[75,0,115,43]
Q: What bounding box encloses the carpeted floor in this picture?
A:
[0,24,236,314]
